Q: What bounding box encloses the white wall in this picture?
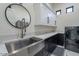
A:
[0,3,35,41]
[51,3,79,33]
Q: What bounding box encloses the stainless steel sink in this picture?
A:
[5,37,42,53]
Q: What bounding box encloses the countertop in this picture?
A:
[0,32,64,43]
[24,31,64,40]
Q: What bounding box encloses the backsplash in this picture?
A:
[34,25,57,35]
[0,32,35,43]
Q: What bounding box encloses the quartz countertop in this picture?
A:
[0,32,64,43]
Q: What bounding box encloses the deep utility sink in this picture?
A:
[5,37,42,54]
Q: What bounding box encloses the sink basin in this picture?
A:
[5,37,42,53]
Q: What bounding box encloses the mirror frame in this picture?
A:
[5,3,31,29]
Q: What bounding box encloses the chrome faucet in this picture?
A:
[20,18,26,38]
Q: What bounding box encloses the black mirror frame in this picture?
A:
[5,3,31,29]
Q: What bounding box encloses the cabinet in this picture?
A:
[33,4,56,26]
[35,33,64,56]
[45,33,64,46]
[44,33,64,53]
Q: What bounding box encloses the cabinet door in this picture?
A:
[39,4,47,25]
[40,4,56,25]
[47,11,56,25]
[33,4,41,25]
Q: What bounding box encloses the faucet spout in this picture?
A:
[20,18,26,38]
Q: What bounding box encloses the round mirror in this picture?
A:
[5,3,31,29]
